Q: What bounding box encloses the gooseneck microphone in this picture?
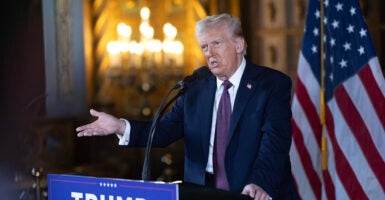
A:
[173,66,211,90]
[141,66,210,181]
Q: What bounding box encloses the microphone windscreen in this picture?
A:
[184,66,211,84]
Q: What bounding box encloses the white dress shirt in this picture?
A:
[205,58,246,173]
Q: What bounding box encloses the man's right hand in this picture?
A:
[76,109,126,137]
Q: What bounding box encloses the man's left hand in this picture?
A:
[241,183,272,200]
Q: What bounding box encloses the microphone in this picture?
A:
[173,66,211,89]
[141,66,211,181]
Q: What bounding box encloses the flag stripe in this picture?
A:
[358,63,385,130]
[325,106,368,199]
[294,76,322,147]
[297,54,320,114]
[324,132,350,200]
[368,58,385,97]
[322,170,335,200]
[290,142,317,200]
[292,119,322,198]
[334,85,385,192]
[346,66,385,162]
[329,92,385,199]
[291,95,322,168]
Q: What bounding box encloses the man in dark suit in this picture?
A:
[77,13,298,200]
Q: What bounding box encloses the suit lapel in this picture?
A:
[195,63,260,152]
[228,63,258,144]
[197,74,217,159]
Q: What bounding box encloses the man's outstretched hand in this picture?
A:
[76,109,126,137]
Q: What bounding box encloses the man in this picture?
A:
[77,13,298,200]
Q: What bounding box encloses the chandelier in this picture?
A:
[106,7,184,69]
[100,6,186,118]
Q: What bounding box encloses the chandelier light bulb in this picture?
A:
[117,23,132,38]
[140,22,154,39]
[163,23,177,39]
[107,41,121,54]
[140,7,150,20]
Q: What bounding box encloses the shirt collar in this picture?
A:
[216,57,246,90]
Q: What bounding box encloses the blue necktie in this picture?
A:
[214,80,232,190]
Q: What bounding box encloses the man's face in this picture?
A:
[198,28,244,80]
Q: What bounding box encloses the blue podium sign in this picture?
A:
[48,174,178,200]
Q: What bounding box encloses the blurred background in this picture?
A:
[0,0,384,199]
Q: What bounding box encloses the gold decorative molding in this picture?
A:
[254,27,304,37]
[42,0,87,117]
[55,0,74,98]
[92,0,114,82]
[267,1,277,22]
[295,0,306,21]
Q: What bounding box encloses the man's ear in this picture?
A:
[235,38,245,53]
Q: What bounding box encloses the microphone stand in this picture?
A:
[141,84,186,181]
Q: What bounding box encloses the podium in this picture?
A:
[48,174,251,200]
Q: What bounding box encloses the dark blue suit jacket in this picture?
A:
[129,60,299,199]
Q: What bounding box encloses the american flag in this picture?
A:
[290,0,385,199]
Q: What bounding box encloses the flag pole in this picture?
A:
[319,0,327,171]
